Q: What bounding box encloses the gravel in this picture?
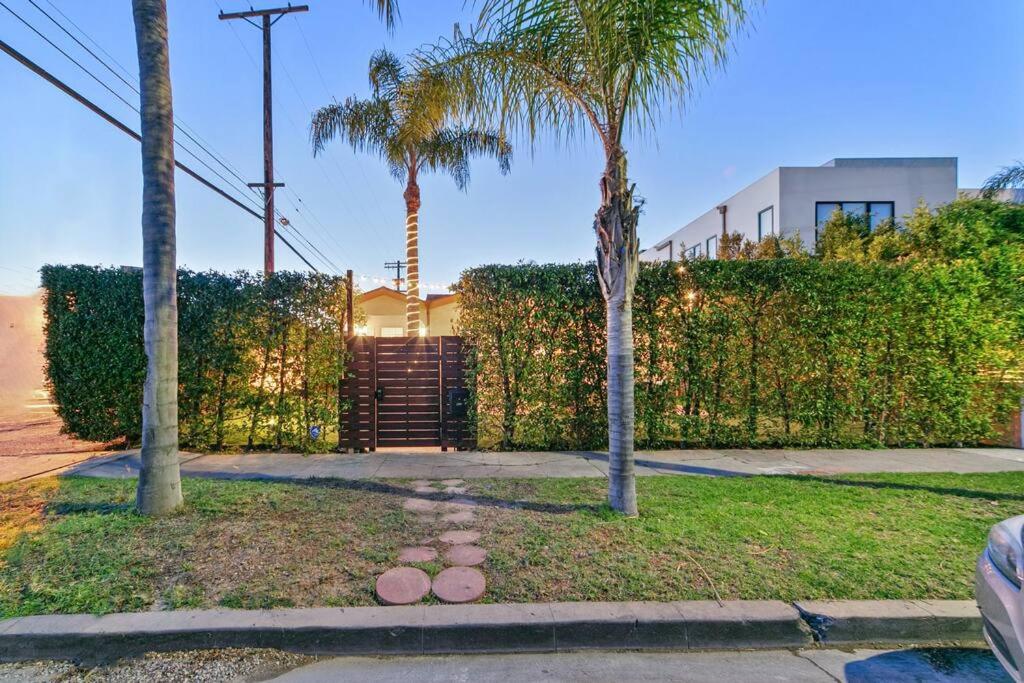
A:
[0,649,314,682]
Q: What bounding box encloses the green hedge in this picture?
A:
[456,258,1024,449]
[41,266,349,451]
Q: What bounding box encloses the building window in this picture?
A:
[380,326,404,338]
[685,244,702,260]
[815,201,895,230]
[757,206,775,240]
[706,235,718,260]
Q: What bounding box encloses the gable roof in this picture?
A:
[357,286,459,308]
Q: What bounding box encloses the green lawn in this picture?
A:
[1,471,1018,617]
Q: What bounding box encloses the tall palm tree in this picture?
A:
[427,0,748,515]
[983,162,1024,198]
[311,50,512,335]
[132,0,182,515]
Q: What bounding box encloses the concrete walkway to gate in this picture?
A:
[61,446,1024,482]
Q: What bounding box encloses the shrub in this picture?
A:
[41,266,349,451]
[456,255,1023,449]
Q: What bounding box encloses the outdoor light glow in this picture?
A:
[686,291,697,301]
[418,325,427,337]
[355,325,369,336]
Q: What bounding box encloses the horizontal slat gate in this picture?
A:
[340,336,376,451]
[375,337,442,447]
[441,336,475,450]
[340,335,473,451]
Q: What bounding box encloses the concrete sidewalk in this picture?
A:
[65,446,1024,482]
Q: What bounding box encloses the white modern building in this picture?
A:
[641,157,960,261]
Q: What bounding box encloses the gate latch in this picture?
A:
[374,387,385,401]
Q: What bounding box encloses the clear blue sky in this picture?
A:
[0,0,1021,295]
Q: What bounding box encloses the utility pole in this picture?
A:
[219,3,308,275]
[384,260,406,292]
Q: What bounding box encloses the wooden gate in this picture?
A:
[339,336,473,451]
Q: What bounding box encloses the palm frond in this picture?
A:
[368,49,406,98]
[366,0,400,31]
[423,0,750,149]
[418,128,513,190]
[983,162,1024,198]
[309,96,395,158]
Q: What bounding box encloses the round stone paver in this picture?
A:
[375,567,431,605]
[432,566,486,603]
[414,486,436,494]
[441,479,465,486]
[403,498,438,513]
[410,480,433,487]
[445,544,487,567]
[444,486,467,495]
[442,511,476,524]
[398,546,439,563]
[439,530,480,545]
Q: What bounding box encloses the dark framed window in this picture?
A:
[685,243,702,260]
[815,201,895,229]
[757,206,775,240]
[706,235,718,260]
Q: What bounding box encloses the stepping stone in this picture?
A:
[441,479,465,486]
[398,546,439,563]
[375,567,431,605]
[403,498,437,513]
[445,544,487,567]
[445,486,467,495]
[442,511,476,524]
[410,480,433,487]
[413,515,437,525]
[432,566,486,603]
[439,530,480,545]
[414,486,436,494]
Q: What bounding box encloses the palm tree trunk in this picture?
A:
[132,0,182,516]
[404,162,421,336]
[595,148,640,516]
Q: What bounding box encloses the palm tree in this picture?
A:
[310,50,512,335]
[983,162,1024,198]
[426,0,748,514]
[132,0,182,515]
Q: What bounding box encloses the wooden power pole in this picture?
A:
[219,4,308,275]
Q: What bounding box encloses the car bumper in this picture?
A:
[977,550,1024,682]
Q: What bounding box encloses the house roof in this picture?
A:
[357,286,459,308]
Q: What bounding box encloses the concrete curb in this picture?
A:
[0,600,982,664]
[795,600,983,645]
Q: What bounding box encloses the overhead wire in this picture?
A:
[0,34,320,271]
[10,0,342,273]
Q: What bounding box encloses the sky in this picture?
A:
[0,0,1021,295]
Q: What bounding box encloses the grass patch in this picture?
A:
[1,471,1020,617]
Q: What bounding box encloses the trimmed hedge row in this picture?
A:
[41,266,349,451]
[456,258,1023,449]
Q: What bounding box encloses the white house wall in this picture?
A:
[778,159,958,247]
[641,158,959,262]
[640,169,780,261]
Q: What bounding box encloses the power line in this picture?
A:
[2,0,265,217]
[272,32,394,260]
[7,1,341,274]
[23,0,267,211]
[0,36,321,273]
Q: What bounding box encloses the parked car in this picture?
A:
[978,515,1024,682]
